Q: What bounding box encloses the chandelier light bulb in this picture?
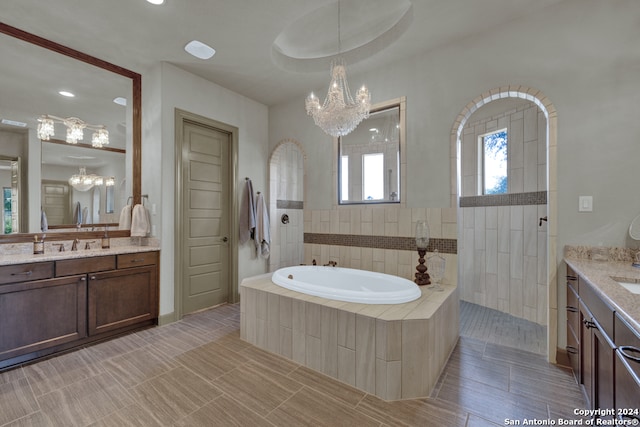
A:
[37,116,55,140]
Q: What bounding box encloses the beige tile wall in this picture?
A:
[303,206,458,285]
[458,102,548,325]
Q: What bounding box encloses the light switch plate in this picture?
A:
[579,196,593,212]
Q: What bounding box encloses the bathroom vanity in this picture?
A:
[0,247,159,370]
[565,258,640,422]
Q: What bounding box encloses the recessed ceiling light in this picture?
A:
[146,0,164,4]
[1,118,27,127]
[184,40,216,60]
[59,91,75,97]
[113,97,127,106]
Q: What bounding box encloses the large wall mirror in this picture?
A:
[338,98,405,204]
[0,23,141,242]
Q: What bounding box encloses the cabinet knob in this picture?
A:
[80,277,86,281]
[566,346,578,355]
[90,275,97,280]
[583,319,597,329]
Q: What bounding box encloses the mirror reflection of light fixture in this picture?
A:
[305,0,371,137]
[37,114,109,148]
[68,167,114,192]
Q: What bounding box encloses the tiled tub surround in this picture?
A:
[303,206,458,285]
[458,102,548,326]
[240,274,459,401]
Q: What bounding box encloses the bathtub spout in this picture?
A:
[312,259,317,266]
[325,261,337,267]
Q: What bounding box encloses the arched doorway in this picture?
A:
[451,86,558,362]
[268,139,307,271]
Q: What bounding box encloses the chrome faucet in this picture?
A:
[52,243,65,252]
[71,239,80,251]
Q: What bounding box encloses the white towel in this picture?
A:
[239,179,256,244]
[254,193,270,259]
[130,204,150,237]
[118,204,132,230]
[40,209,48,232]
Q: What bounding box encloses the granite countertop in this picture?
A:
[564,257,640,335]
[0,244,160,266]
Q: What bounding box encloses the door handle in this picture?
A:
[221,236,228,242]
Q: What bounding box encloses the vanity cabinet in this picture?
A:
[614,313,640,421]
[88,252,158,335]
[0,250,159,370]
[566,264,626,421]
[566,267,580,380]
[0,262,86,363]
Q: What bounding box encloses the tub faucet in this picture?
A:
[312,259,317,266]
[325,261,337,267]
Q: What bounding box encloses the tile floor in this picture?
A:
[0,302,586,426]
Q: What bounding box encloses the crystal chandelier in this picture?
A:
[305,1,371,137]
[37,115,109,148]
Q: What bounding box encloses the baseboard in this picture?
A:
[555,347,571,368]
[158,312,177,326]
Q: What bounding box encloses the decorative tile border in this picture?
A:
[459,191,547,207]
[304,233,457,254]
[276,200,303,209]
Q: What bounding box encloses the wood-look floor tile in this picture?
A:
[89,403,164,427]
[101,344,179,389]
[287,365,366,407]
[435,374,549,425]
[441,351,510,391]
[23,348,104,396]
[214,329,253,353]
[143,323,213,357]
[175,341,250,381]
[0,378,40,426]
[356,393,467,427]
[482,342,552,371]
[2,411,54,427]
[465,413,503,427]
[240,344,300,376]
[266,386,380,427]
[37,371,133,427]
[133,366,222,423]
[175,394,275,427]
[84,331,148,363]
[212,361,303,416]
[509,364,586,413]
[0,366,25,385]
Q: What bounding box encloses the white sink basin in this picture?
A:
[613,279,640,295]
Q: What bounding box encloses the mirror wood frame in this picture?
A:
[0,22,141,243]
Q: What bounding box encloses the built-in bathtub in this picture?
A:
[271,266,422,304]
[240,268,459,401]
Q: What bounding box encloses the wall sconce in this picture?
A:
[37,114,109,148]
[414,220,431,286]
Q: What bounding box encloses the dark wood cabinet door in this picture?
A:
[580,302,593,405]
[0,275,86,361]
[592,326,615,417]
[615,351,640,421]
[87,265,158,335]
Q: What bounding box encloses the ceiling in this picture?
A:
[0,0,569,108]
